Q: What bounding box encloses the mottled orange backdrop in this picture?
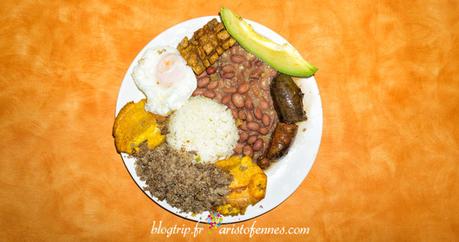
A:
[1,0,458,241]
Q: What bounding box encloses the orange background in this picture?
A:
[1,0,458,241]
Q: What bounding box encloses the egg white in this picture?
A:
[132,46,197,116]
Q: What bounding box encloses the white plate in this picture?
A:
[115,16,323,224]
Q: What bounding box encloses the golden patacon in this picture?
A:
[113,99,165,154]
[215,156,267,215]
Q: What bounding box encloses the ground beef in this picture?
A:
[134,143,232,213]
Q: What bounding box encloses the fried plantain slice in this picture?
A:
[215,156,267,215]
[113,99,165,154]
[248,173,267,201]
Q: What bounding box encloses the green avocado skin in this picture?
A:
[219,7,318,78]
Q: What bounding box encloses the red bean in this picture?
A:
[234,143,244,154]
[231,54,245,63]
[238,110,247,120]
[192,88,204,96]
[203,90,215,98]
[250,68,262,79]
[246,112,254,122]
[206,66,216,74]
[262,114,271,126]
[260,100,269,109]
[197,71,207,78]
[237,83,250,94]
[222,95,231,105]
[197,77,210,88]
[222,65,234,73]
[249,131,259,136]
[243,145,253,157]
[245,99,253,109]
[253,139,263,151]
[254,108,263,120]
[222,71,235,79]
[232,109,238,119]
[207,81,219,90]
[247,135,257,145]
[223,87,237,93]
[232,93,244,108]
[259,127,269,135]
[239,132,248,142]
[242,61,252,68]
[247,122,260,131]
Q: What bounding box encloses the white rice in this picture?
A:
[167,96,239,163]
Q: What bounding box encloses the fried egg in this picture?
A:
[132,46,196,116]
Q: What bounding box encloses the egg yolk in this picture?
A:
[156,53,187,88]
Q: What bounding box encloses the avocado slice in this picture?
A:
[220,7,318,77]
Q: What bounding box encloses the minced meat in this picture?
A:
[134,143,233,213]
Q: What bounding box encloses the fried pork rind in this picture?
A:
[177,18,236,75]
[113,99,165,154]
[215,156,267,215]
